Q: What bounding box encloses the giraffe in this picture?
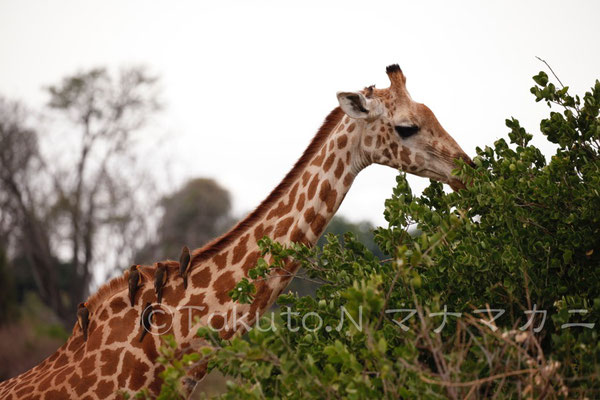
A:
[0,64,472,399]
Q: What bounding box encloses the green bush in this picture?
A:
[154,72,600,399]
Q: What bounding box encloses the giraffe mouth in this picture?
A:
[419,169,447,182]
[420,169,466,191]
[449,178,467,191]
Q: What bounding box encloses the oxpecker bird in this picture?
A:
[77,302,90,341]
[179,246,191,289]
[154,262,168,304]
[139,302,153,342]
[128,264,141,306]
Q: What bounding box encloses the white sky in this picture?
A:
[1,0,599,227]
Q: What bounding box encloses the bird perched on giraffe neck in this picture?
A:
[154,262,168,304]
[139,302,153,342]
[179,246,191,289]
[76,302,90,341]
[128,264,141,306]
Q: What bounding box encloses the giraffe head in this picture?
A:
[337,64,472,190]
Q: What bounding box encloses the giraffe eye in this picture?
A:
[395,125,420,138]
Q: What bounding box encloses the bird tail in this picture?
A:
[183,275,188,289]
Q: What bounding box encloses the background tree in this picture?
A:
[0,67,161,328]
[317,216,385,259]
[0,98,51,322]
[0,248,17,325]
[136,178,234,263]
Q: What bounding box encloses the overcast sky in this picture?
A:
[1,0,599,227]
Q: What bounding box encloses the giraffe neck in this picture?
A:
[186,108,369,338]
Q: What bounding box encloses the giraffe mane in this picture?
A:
[190,106,345,265]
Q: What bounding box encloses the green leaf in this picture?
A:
[533,71,549,87]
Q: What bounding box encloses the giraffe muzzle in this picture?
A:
[448,153,474,191]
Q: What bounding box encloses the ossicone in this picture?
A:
[386,64,402,74]
[386,63,406,90]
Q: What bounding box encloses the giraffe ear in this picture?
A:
[336,91,371,119]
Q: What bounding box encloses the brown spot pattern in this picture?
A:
[301,171,311,186]
[319,180,338,212]
[162,281,186,305]
[179,293,208,337]
[242,251,260,275]
[45,388,69,399]
[266,183,298,219]
[415,153,425,165]
[343,172,353,187]
[400,147,412,165]
[98,308,109,321]
[86,327,103,352]
[323,153,336,172]
[310,147,326,167]
[307,174,319,200]
[109,297,127,314]
[232,234,250,264]
[249,282,274,316]
[117,352,149,391]
[80,355,96,377]
[274,217,294,238]
[141,335,159,361]
[191,266,212,288]
[209,314,225,330]
[95,380,115,398]
[105,309,137,345]
[53,353,69,369]
[311,213,327,235]
[66,335,82,352]
[213,252,228,270]
[70,372,87,397]
[304,207,316,223]
[334,159,345,179]
[100,349,120,376]
[290,226,308,244]
[296,192,305,211]
[214,271,236,304]
[253,224,273,241]
[253,224,264,240]
[390,142,399,158]
[52,367,70,388]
